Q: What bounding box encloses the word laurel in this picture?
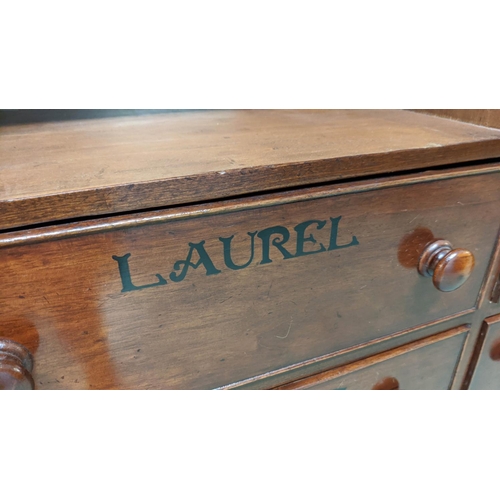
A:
[112,216,359,293]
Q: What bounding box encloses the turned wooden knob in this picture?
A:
[418,239,475,292]
[372,377,400,390]
[0,339,34,390]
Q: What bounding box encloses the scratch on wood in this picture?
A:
[276,317,293,339]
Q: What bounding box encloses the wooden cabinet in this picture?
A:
[1,110,500,389]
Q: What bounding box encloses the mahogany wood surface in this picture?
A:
[3,110,500,390]
[466,314,500,389]
[450,229,500,390]
[414,110,500,130]
[274,326,468,390]
[490,272,500,304]
[2,110,500,230]
[229,310,476,389]
[1,167,500,389]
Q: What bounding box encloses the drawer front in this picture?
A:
[276,326,468,390]
[468,314,500,389]
[1,171,499,389]
[491,274,500,303]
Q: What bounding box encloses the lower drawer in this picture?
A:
[468,314,500,389]
[275,326,468,390]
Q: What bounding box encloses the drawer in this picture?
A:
[1,170,499,389]
[468,314,500,389]
[491,274,500,303]
[275,326,468,390]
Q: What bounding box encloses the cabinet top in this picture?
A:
[2,109,500,230]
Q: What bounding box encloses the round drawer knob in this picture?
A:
[372,377,400,390]
[0,339,34,390]
[418,239,475,292]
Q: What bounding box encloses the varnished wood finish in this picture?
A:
[274,326,468,390]
[466,314,500,389]
[372,377,400,390]
[432,249,475,292]
[418,239,475,292]
[1,168,500,389]
[450,228,500,390]
[2,110,500,230]
[414,110,500,130]
[1,162,500,249]
[227,310,476,389]
[0,338,34,390]
[490,271,500,303]
[3,109,500,390]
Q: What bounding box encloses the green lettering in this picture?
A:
[328,216,359,251]
[219,231,257,270]
[112,253,167,293]
[257,226,294,264]
[294,219,327,257]
[169,241,222,282]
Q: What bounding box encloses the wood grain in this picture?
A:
[449,229,500,390]
[1,169,499,389]
[1,162,499,249]
[227,309,476,390]
[2,110,500,230]
[466,314,500,389]
[414,110,500,130]
[490,271,500,303]
[274,326,468,390]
